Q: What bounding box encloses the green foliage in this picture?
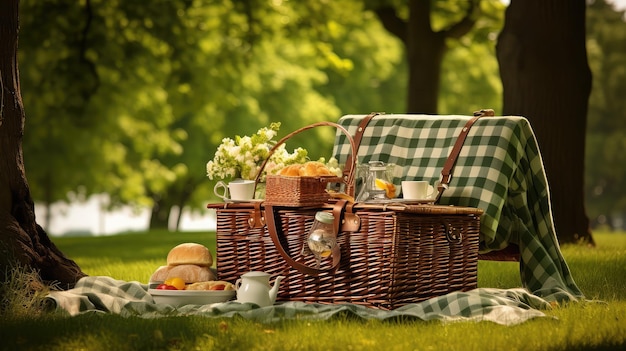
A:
[439,0,505,114]
[17,0,625,231]
[18,0,407,226]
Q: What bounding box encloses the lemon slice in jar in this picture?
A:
[375,178,397,199]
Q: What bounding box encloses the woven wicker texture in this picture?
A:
[211,203,481,310]
[264,175,340,206]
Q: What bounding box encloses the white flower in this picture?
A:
[206,122,310,181]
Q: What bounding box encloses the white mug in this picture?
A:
[401,181,433,200]
[214,179,255,201]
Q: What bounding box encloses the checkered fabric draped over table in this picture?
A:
[332,114,583,300]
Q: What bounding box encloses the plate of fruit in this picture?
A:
[149,278,236,307]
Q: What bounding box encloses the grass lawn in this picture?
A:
[0,231,624,351]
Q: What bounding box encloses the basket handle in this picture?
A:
[254,121,359,198]
[341,112,381,192]
[264,201,351,276]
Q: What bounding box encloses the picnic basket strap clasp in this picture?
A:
[247,201,265,229]
[264,200,352,277]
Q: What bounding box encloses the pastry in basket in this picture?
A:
[278,161,335,177]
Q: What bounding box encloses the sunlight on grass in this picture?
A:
[58,231,216,283]
[560,231,626,301]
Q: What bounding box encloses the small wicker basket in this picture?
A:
[256,121,357,207]
[263,175,341,206]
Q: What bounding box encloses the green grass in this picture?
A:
[1,231,624,351]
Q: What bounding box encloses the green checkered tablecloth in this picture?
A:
[332,114,583,300]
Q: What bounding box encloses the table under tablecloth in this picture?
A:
[45,114,584,325]
[332,114,583,300]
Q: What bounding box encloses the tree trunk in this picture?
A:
[496,0,594,245]
[405,1,445,114]
[149,178,198,231]
[0,0,86,288]
[149,195,170,230]
[375,0,478,114]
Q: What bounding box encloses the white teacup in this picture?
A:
[401,181,433,200]
[214,179,255,201]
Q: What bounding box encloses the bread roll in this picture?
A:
[166,264,216,283]
[167,243,213,267]
[149,265,170,282]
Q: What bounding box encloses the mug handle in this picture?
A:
[214,181,229,200]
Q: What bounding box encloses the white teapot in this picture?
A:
[235,271,285,307]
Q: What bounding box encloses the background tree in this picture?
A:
[0,0,85,287]
[372,0,484,113]
[496,0,594,244]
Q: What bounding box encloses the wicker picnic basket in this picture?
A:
[208,121,483,310]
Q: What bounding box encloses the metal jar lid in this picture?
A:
[314,211,334,224]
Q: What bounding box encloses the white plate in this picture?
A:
[148,288,235,306]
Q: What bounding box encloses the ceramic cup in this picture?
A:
[401,180,432,200]
[214,179,255,201]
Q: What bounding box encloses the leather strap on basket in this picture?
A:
[342,112,382,193]
[264,200,350,276]
[435,110,492,203]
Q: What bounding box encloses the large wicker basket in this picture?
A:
[208,201,482,310]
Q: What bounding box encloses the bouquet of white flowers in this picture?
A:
[206,122,309,182]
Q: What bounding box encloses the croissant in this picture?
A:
[278,164,303,177]
[300,161,334,177]
[278,161,334,177]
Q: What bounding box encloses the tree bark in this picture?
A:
[0,0,86,288]
[496,0,594,244]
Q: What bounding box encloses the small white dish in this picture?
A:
[148,289,235,307]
